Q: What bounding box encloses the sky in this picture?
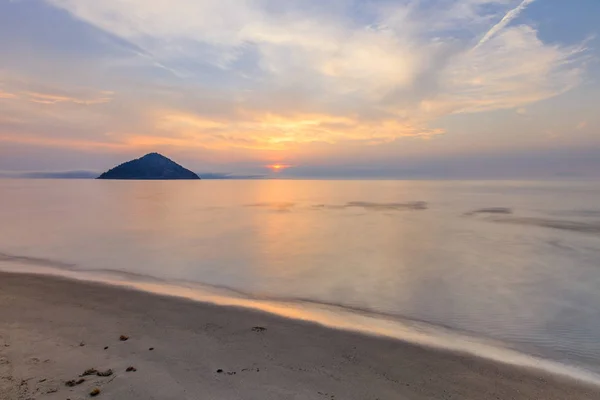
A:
[0,0,599,179]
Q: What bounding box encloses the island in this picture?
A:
[97,152,200,180]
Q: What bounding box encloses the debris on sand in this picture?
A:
[251,326,267,332]
[96,369,113,377]
[126,366,137,372]
[79,342,86,347]
[104,346,109,350]
[119,335,129,341]
[90,387,101,397]
[80,368,98,377]
[149,347,154,351]
[216,369,223,373]
[65,378,85,387]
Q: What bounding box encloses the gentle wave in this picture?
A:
[246,201,428,212]
[492,217,600,234]
[0,252,76,269]
[464,207,513,216]
[0,251,474,329]
[2,254,600,387]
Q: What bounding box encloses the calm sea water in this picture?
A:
[1,179,600,378]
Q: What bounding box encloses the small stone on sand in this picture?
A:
[81,368,98,377]
[217,369,223,373]
[97,369,113,377]
[104,346,108,350]
[65,378,85,387]
[119,335,129,341]
[251,326,267,332]
[149,347,154,351]
[80,342,85,346]
[126,366,137,372]
[90,387,101,397]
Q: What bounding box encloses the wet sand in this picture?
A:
[1,271,598,400]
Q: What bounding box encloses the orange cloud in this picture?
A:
[0,132,125,151]
[24,91,113,105]
[151,110,443,151]
[0,91,18,99]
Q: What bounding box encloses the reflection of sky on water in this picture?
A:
[1,179,600,376]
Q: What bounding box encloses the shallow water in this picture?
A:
[1,179,600,378]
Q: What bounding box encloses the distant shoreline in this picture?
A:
[1,270,599,399]
[2,175,600,181]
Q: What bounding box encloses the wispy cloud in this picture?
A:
[24,91,113,105]
[149,110,444,150]
[0,0,592,164]
[0,72,114,106]
[0,91,18,99]
[0,131,126,151]
[475,0,536,48]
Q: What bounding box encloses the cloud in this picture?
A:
[475,0,536,48]
[0,72,113,107]
[141,109,445,151]
[423,25,585,116]
[24,91,113,105]
[0,90,17,99]
[0,131,126,151]
[0,0,591,157]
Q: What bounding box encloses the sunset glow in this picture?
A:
[2,2,600,397]
[267,164,291,172]
[0,0,598,178]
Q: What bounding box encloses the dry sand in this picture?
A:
[1,271,599,400]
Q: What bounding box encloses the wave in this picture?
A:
[312,201,428,211]
[493,217,600,235]
[345,201,428,211]
[548,209,600,218]
[0,252,76,269]
[0,250,457,326]
[464,207,512,216]
[2,251,600,386]
[245,201,428,212]
[462,208,600,235]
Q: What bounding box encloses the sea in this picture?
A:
[1,179,600,382]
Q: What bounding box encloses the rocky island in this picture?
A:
[97,152,200,180]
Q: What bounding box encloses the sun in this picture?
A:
[266,163,290,172]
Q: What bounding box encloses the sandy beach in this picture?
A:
[0,271,598,400]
